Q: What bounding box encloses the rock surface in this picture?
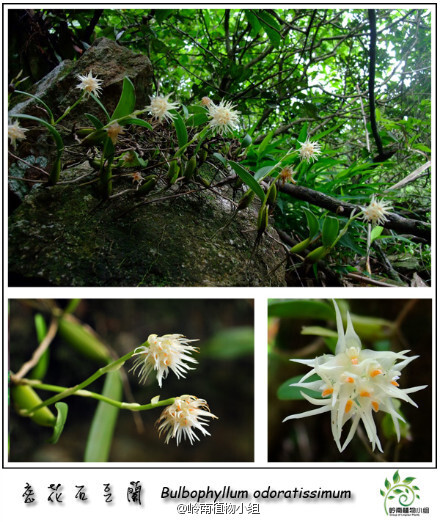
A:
[8,164,286,287]
[9,37,153,121]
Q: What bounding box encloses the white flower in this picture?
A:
[106,122,124,144]
[146,93,179,122]
[76,71,103,97]
[208,99,240,135]
[8,121,27,149]
[283,300,427,452]
[131,334,198,387]
[157,395,217,445]
[298,138,322,163]
[361,195,393,226]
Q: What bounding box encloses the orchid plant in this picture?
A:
[9,300,217,461]
[279,299,427,456]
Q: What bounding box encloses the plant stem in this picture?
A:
[55,92,84,124]
[17,378,175,411]
[22,350,137,415]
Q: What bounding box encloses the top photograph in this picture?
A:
[7,8,431,287]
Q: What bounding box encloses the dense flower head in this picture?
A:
[157,395,217,445]
[298,138,322,163]
[283,300,426,452]
[207,99,240,135]
[8,121,27,149]
[279,166,296,185]
[361,195,393,226]
[146,93,179,123]
[201,96,213,107]
[106,122,124,144]
[76,71,103,97]
[131,334,198,387]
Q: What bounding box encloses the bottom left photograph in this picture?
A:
[8,298,254,463]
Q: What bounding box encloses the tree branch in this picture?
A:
[368,9,384,157]
[278,182,430,242]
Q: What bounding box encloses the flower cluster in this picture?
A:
[283,300,426,452]
[361,196,393,226]
[279,166,296,185]
[76,71,103,97]
[131,334,198,387]
[207,99,240,135]
[8,121,27,149]
[107,122,124,144]
[297,138,322,163]
[157,394,218,445]
[146,93,179,123]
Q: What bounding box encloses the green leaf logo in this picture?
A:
[381,470,421,515]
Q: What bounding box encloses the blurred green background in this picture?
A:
[268,298,432,463]
[9,298,254,462]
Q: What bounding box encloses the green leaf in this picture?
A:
[393,471,401,484]
[303,207,319,237]
[257,10,281,48]
[213,152,227,165]
[10,114,64,153]
[91,93,110,121]
[111,76,136,121]
[186,113,209,126]
[188,105,207,114]
[277,374,322,400]
[297,122,309,144]
[49,402,68,444]
[85,113,104,129]
[301,326,338,338]
[380,489,385,497]
[228,160,265,201]
[370,225,384,242]
[14,90,55,124]
[173,112,188,148]
[322,216,339,247]
[155,9,174,23]
[403,477,416,485]
[388,495,395,500]
[241,134,252,148]
[385,478,391,490]
[203,327,254,359]
[254,165,276,181]
[84,371,123,462]
[119,117,153,130]
[257,130,274,158]
[244,10,261,37]
[268,299,333,319]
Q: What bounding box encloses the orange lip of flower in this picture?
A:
[345,400,353,413]
[322,388,333,397]
[370,368,383,377]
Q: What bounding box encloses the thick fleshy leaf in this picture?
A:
[322,216,339,247]
[111,77,136,121]
[268,299,333,319]
[228,160,265,201]
[173,112,188,148]
[119,117,153,130]
[85,113,104,129]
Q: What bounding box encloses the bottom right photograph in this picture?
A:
[268,298,432,463]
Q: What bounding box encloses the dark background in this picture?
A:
[268,299,432,463]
